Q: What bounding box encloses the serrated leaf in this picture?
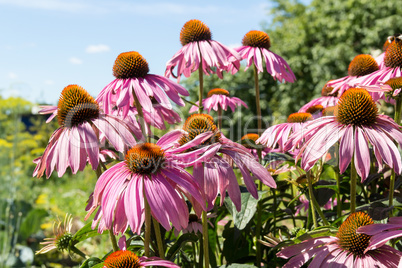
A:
[225,192,260,230]
[72,222,108,245]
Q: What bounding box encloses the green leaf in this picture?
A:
[72,222,109,245]
[225,192,260,230]
[79,257,103,268]
[19,208,48,241]
[274,227,338,250]
[166,233,198,260]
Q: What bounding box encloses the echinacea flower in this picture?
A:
[189,88,248,113]
[363,76,402,104]
[357,216,402,253]
[178,114,276,212]
[240,133,268,160]
[96,51,189,119]
[33,85,136,178]
[103,250,179,268]
[326,54,380,96]
[256,112,313,153]
[36,214,73,254]
[165,19,241,81]
[85,130,208,235]
[355,37,402,87]
[233,30,296,82]
[298,84,339,114]
[285,88,402,181]
[277,212,402,267]
[374,36,394,70]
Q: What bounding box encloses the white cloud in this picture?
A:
[86,44,110,54]
[69,57,83,65]
[8,72,17,79]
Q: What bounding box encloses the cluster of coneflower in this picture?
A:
[33,20,402,268]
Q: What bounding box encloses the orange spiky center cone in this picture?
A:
[57,85,99,128]
[125,143,165,175]
[179,114,221,146]
[321,84,337,97]
[113,51,149,79]
[287,112,313,123]
[104,250,141,268]
[385,77,402,91]
[305,105,324,114]
[385,40,402,68]
[241,133,260,149]
[207,88,230,97]
[322,106,336,116]
[335,88,378,126]
[180,19,212,46]
[242,30,271,50]
[336,212,373,256]
[348,54,379,77]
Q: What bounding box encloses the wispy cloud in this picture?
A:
[69,57,83,65]
[86,44,110,54]
[8,72,17,79]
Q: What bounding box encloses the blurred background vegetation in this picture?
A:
[1,0,402,266]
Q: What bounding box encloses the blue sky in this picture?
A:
[0,0,281,104]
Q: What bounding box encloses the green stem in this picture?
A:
[70,246,88,259]
[218,104,222,130]
[255,200,262,268]
[202,210,209,268]
[307,171,318,229]
[335,167,342,219]
[253,63,262,136]
[350,157,357,214]
[109,229,119,252]
[132,87,147,141]
[192,241,197,268]
[389,97,402,214]
[273,189,277,235]
[152,218,165,259]
[144,195,152,257]
[198,59,204,114]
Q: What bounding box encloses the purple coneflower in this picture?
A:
[326,54,380,97]
[85,130,208,235]
[256,112,313,153]
[285,88,402,181]
[240,133,269,160]
[178,114,276,211]
[189,88,248,113]
[96,51,188,119]
[233,30,296,82]
[33,85,136,178]
[103,250,179,268]
[358,216,402,253]
[278,212,402,267]
[165,19,241,81]
[36,214,73,254]
[355,37,402,87]
[298,85,339,114]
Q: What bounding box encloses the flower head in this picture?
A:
[85,130,208,235]
[278,212,402,267]
[36,214,73,254]
[189,88,248,113]
[178,114,276,212]
[97,51,189,120]
[326,54,379,96]
[286,88,402,181]
[165,19,241,81]
[299,84,339,115]
[354,37,402,88]
[104,250,179,268]
[257,112,313,153]
[234,30,296,82]
[33,85,136,178]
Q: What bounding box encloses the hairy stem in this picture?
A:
[202,210,209,267]
[350,157,357,214]
[153,218,165,259]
